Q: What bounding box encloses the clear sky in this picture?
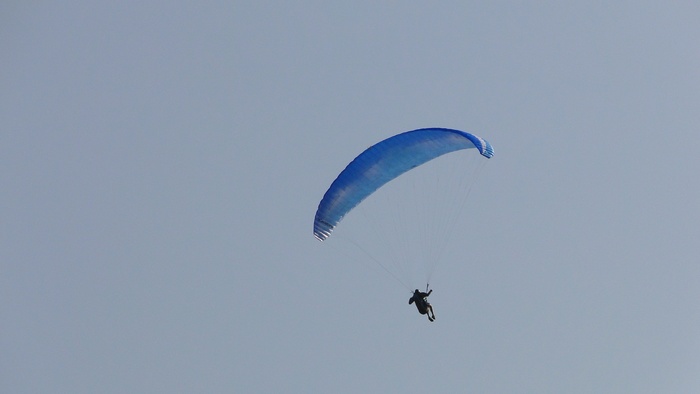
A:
[2,1,699,393]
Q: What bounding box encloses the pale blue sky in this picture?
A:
[2,2,699,392]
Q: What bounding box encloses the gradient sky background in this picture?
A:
[2,2,700,393]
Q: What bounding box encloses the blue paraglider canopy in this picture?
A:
[313,128,493,241]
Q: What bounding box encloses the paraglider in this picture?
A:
[313,128,493,241]
[313,127,494,321]
[409,288,436,322]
